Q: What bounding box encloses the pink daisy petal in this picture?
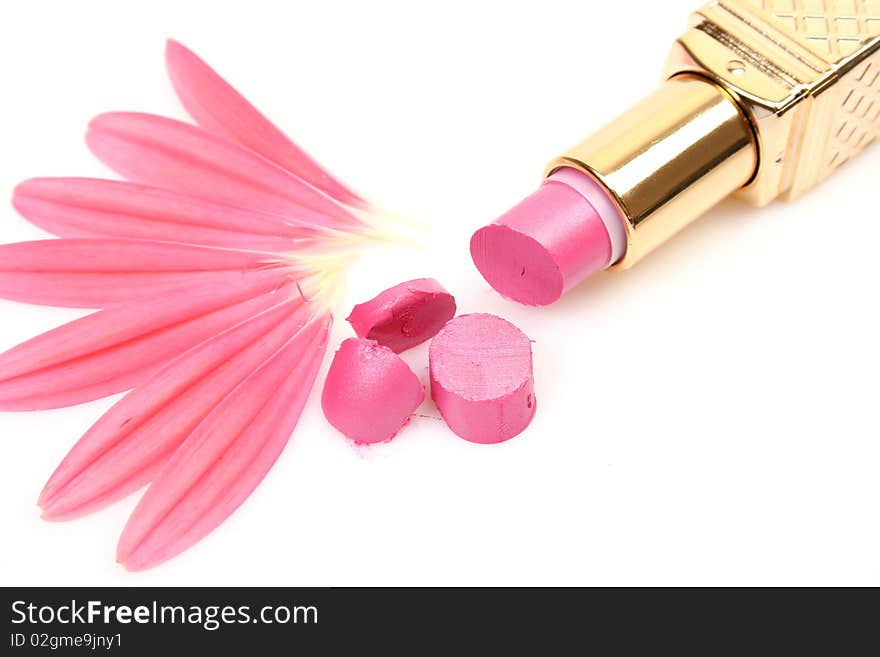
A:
[13,177,327,250]
[0,272,298,410]
[166,40,365,208]
[117,312,331,570]
[0,238,299,307]
[87,112,361,230]
[39,297,314,520]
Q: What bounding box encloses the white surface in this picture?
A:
[1,0,878,587]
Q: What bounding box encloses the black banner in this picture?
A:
[1,587,872,653]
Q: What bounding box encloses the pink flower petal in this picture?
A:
[39,297,314,520]
[166,40,364,208]
[117,312,331,570]
[13,177,326,250]
[0,238,299,307]
[0,272,298,410]
[87,113,360,230]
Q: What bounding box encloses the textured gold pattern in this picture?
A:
[733,2,880,181]
[746,0,880,57]
[825,51,880,172]
[667,0,879,202]
[742,0,880,58]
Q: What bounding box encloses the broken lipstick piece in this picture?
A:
[429,313,535,444]
[346,278,456,353]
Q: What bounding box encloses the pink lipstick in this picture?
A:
[471,168,625,306]
[472,0,879,305]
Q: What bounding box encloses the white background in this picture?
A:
[1,0,878,586]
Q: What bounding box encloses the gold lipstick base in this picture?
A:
[547,75,757,269]
[545,0,879,270]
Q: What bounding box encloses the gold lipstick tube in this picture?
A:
[547,0,880,269]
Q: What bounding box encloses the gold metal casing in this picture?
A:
[549,76,758,268]
[548,0,880,268]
